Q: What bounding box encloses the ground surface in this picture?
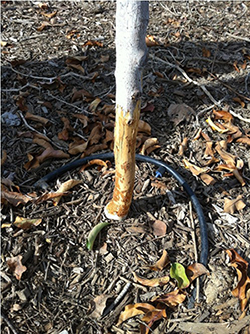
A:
[1,1,250,334]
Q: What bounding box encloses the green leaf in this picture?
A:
[170,263,190,289]
[86,222,110,250]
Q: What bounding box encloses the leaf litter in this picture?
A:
[1,1,250,333]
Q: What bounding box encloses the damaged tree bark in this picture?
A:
[105,0,149,220]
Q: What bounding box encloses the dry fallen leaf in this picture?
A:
[224,195,246,214]
[79,159,108,172]
[148,250,170,271]
[138,120,151,135]
[89,97,102,113]
[178,137,188,156]
[58,117,73,141]
[152,220,167,237]
[226,249,250,312]
[24,147,70,171]
[1,150,7,165]
[83,40,103,47]
[91,294,111,318]
[25,112,50,126]
[206,116,228,133]
[37,21,51,31]
[183,159,210,176]
[53,179,82,205]
[6,255,27,280]
[153,289,186,307]
[140,306,167,334]
[133,272,170,287]
[186,263,209,283]
[71,88,93,102]
[1,184,32,206]
[14,216,42,230]
[140,138,159,155]
[117,303,155,326]
[200,173,216,185]
[145,35,160,47]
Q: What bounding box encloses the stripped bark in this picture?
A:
[105,0,149,220]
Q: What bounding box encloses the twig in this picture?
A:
[102,282,131,317]
[9,66,94,82]
[1,312,19,334]
[229,109,250,123]
[150,55,222,107]
[225,32,250,43]
[2,83,41,92]
[18,111,51,141]
[18,111,64,149]
[46,92,92,116]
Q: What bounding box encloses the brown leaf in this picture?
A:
[226,249,250,312]
[24,147,70,171]
[140,307,167,334]
[167,104,194,126]
[41,10,57,18]
[117,303,155,326]
[213,110,234,123]
[148,250,170,271]
[140,138,159,155]
[25,112,50,126]
[37,21,51,31]
[83,40,103,47]
[153,289,186,307]
[145,35,160,47]
[152,220,167,237]
[1,184,31,206]
[79,159,108,172]
[138,120,151,135]
[202,47,211,58]
[81,143,108,158]
[1,150,7,165]
[237,136,250,146]
[53,179,82,205]
[204,141,214,158]
[58,117,73,141]
[88,123,103,146]
[14,216,42,230]
[67,63,85,74]
[16,96,28,112]
[71,89,93,102]
[72,114,89,128]
[206,116,228,133]
[224,195,246,214]
[200,173,216,185]
[6,255,27,280]
[178,137,188,156]
[183,159,210,176]
[215,142,236,167]
[68,140,88,155]
[91,294,111,318]
[186,263,209,283]
[133,272,170,287]
[89,98,102,113]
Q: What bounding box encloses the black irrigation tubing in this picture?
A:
[34,152,208,266]
[34,152,209,310]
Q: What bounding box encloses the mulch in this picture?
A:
[1,1,250,333]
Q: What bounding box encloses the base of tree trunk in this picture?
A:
[104,102,140,221]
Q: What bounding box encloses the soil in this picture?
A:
[1,1,250,334]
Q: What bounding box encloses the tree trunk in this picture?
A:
[105,0,149,220]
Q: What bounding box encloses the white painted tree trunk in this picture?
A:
[105,0,149,220]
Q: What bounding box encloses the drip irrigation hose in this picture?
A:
[34,152,208,307]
